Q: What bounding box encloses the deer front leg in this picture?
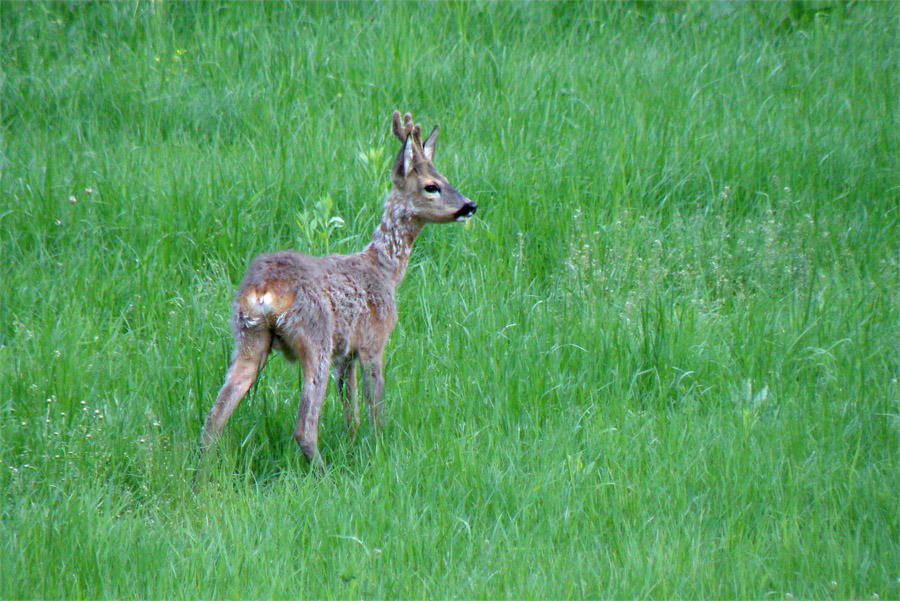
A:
[294,352,331,474]
[336,359,360,437]
[362,355,385,433]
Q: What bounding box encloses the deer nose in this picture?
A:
[454,202,477,221]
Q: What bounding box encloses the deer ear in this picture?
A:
[402,133,415,176]
[391,134,417,182]
[423,125,438,162]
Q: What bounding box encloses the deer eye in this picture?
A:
[424,184,440,194]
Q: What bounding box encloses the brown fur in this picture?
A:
[199,111,476,473]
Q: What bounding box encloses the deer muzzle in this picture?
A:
[454,201,477,222]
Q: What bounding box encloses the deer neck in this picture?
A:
[365,193,423,285]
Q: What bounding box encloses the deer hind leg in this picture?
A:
[294,348,332,474]
[201,328,272,448]
[336,358,360,437]
[362,354,385,433]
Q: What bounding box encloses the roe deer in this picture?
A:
[199,111,476,473]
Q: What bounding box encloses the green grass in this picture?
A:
[1,1,897,598]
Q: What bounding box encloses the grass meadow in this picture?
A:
[1,1,898,598]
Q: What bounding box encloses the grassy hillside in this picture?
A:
[1,2,897,598]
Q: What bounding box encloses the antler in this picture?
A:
[392,111,414,142]
[392,111,424,148]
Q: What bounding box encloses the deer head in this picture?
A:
[389,111,476,224]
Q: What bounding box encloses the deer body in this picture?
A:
[200,112,475,472]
